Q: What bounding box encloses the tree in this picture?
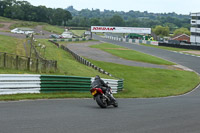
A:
[152,25,169,37]
[173,28,191,36]
[90,18,101,26]
[109,15,125,26]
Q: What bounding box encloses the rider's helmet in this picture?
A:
[95,75,100,80]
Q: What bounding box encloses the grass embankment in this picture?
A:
[90,43,175,65]
[70,30,85,37]
[0,16,64,34]
[0,36,109,78]
[0,16,12,22]
[87,59,200,98]
[0,35,26,56]
[9,22,40,30]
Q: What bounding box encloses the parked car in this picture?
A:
[49,34,62,39]
[61,32,73,38]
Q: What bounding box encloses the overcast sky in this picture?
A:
[24,0,199,15]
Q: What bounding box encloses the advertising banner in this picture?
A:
[91,26,151,34]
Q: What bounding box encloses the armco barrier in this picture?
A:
[105,35,158,45]
[159,42,200,50]
[0,74,41,95]
[49,38,90,42]
[0,74,123,95]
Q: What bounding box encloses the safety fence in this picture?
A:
[159,42,200,50]
[0,52,57,73]
[49,38,91,43]
[0,74,123,95]
[105,35,159,45]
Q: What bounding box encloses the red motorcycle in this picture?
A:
[90,86,118,108]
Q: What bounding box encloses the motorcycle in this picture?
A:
[90,85,118,108]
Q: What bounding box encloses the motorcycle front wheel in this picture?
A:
[113,100,118,107]
[96,94,107,108]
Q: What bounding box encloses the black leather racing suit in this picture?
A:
[91,77,115,102]
[91,77,109,93]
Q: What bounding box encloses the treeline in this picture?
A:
[66,6,190,32]
[0,0,72,26]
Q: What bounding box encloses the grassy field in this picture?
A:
[70,30,85,37]
[9,22,40,30]
[90,43,175,65]
[30,39,111,78]
[43,25,64,34]
[87,59,200,98]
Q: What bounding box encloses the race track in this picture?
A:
[1,35,200,133]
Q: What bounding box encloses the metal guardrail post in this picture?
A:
[55,61,57,72]
[16,55,19,70]
[3,53,6,68]
[27,57,30,71]
[36,59,39,72]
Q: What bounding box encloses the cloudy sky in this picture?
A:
[24,0,199,15]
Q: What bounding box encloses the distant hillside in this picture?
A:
[66,6,190,31]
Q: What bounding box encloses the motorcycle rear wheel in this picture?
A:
[96,95,107,108]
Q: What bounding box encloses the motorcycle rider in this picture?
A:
[92,75,115,102]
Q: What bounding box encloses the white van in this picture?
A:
[61,32,73,38]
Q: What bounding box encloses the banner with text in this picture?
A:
[91,26,151,34]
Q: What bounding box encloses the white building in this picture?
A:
[190,13,200,44]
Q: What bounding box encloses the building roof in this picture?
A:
[172,34,190,40]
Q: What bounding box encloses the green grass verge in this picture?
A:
[0,35,26,56]
[90,43,175,65]
[70,30,85,37]
[0,24,4,28]
[43,25,64,34]
[87,59,200,98]
[0,92,91,101]
[96,33,105,36]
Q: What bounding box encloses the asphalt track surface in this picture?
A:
[1,35,200,133]
[66,41,177,70]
